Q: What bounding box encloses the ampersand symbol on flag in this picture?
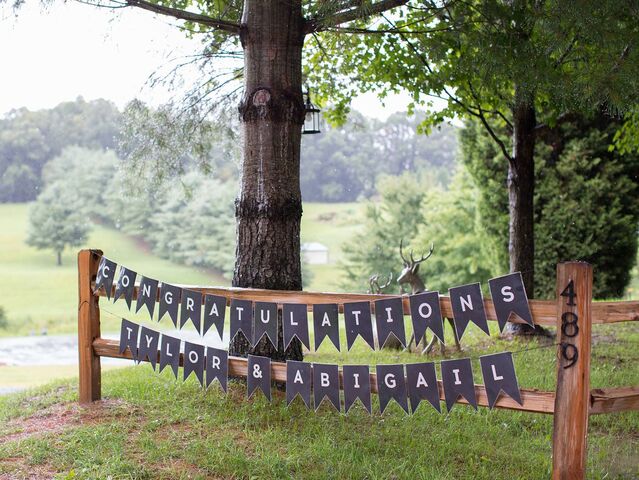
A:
[253,364,263,379]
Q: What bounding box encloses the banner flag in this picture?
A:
[448,283,490,340]
[159,334,181,378]
[136,276,159,319]
[313,303,340,351]
[488,272,534,332]
[114,267,136,309]
[405,362,441,413]
[344,301,375,350]
[204,294,226,337]
[206,347,228,392]
[343,365,372,414]
[159,283,181,327]
[409,291,444,345]
[137,326,160,370]
[254,302,278,349]
[374,297,407,348]
[479,352,523,408]
[230,299,253,347]
[119,318,139,361]
[283,303,310,350]
[312,363,341,412]
[286,360,312,408]
[180,289,202,333]
[94,256,116,299]
[376,364,409,414]
[183,341,205,386]
[247,355,271,401]
[441,358,477,412]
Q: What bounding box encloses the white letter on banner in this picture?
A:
[145,334,153,348]
[294,370,304,384]
[165,342,173,357]
[165,291,173,304]
[418,303,432,318]
[187,297,194,311]
[211,355,220,369]
[352,310,361,326]
[322,312,331,326]
[321,372,330,387]
[353,373,360,388]
[142,283,151,298]
[126,327,133,340]
[453,369,461,385]
[236,306,243,320]
[416,372,428,388]
[385,307,394,323]
[501,286,515,303]
[491,364,504,381]
[290,311,298,326]
[260,309,270,324]
[384,373,396,389]
[122,275,129,287]
[188,350,199,363]
[460,295,473,312]
[209,302,218,316]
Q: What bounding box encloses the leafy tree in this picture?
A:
[0,164,39,202]
[462,115,639,299]
[26,182,91,265]
[308,1,639,335]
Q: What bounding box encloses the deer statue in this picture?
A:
[397,239,461,355]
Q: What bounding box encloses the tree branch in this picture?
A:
[125,0,240,34]
[307,0,409,33]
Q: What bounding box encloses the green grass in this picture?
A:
[0,322,637,479]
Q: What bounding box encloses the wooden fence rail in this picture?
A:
[78,249,639,480]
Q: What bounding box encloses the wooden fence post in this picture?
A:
[78,249,103,404]
[552,262,592,480]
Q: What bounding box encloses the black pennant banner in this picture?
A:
[159,283,181,327]
[184,341,205,386]
[95,256,116,299]
[313,304,340,351]
[283,303,310,350]
[137,326,160,370]
[449,283,490,340]
[206,347,228,392]
[488,272,534,332]
[343,365,372,414]
[286,360,312,408]
[479,352,522,409]
[344,301,375,350]
[374,297,407,348]
[312,363,341,412]
[204,294,226,337]
[254,302,278,349]
[441,358,477,412]
[376,364,409,414]
[136,276,159,319]
[230,299,253,347]
[180,289,202,333]
[119,318,139,360]
[409,291,444,345]
[247,355,271,401]
[405,362,441,413]
[114,267,136,309]
[159,334,181,378]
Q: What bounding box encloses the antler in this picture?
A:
[369,273,393,293]
[399,239,409,265]
[410,243,434,265]
[379,272,393,290]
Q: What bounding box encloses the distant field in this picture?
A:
[0,202,363,337]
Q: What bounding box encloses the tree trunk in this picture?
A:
[229,0,305,361]
[57,251,62,266]
[506,87,547,336]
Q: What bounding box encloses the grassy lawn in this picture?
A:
[0,322,637,479]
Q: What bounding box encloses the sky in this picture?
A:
[0,2,412,118]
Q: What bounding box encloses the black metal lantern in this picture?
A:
[302,91,321,134]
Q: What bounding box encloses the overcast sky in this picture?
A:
[0,2,411,118]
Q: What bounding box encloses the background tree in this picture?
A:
[308,0,639,333]
[462,114,639,299]
[26,182,91,265]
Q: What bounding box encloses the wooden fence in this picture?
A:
[77,249,639,480]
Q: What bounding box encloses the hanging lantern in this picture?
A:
[302,91,321,134]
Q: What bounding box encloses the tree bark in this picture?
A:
[507,86,547,336]
[229,0,305,361]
